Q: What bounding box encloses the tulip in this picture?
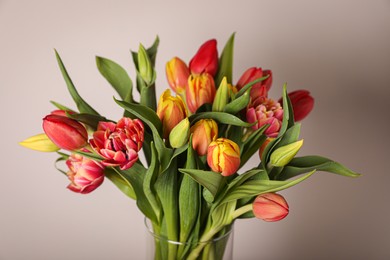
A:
[166,57,190,94]
[270,140,304,167]
[19,133,60,152]
[253,193,289,222]
[189,39,218,76]
[90,117,144,170]
[169,118,190,148]
[246,98,284,138]
[190,119,218,156]
[157,89,188,138]
[66,153,105,194]
[186,73,216,113]
[236,67,264,91]
[280,90,314,122]
[42,114,88,151]
[207,138,240,176]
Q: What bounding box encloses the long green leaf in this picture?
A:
[179,169,225,199]
[215,33,235,86]
[67,113,108,130]
[278,155,361,180]
[278,84,294,137]
[224,89,250,114]
[54,50,99,116]
[96,56,134,103]
[104,168,136,199]
[240,125,268,167]
[189,111,254,128]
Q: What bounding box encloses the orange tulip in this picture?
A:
[166,57,190,94]
[186,73,216,113]
[190,119,218,156]
[207,138,240,176]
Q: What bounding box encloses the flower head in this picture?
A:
[190,119,218,156]
[253,193,289,222]
[207,138,240,176]
[280,90,314,122]
[166,57,190,94]
[189,39,218,76]
[90,117,144,170]
[66,153,105,194]
[186,73,216,113]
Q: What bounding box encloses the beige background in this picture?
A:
[2,0,389,259]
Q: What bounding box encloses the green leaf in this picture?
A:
[143,143,161,222]
[189,111,254,128]
[96,56,134,103]
[50,101,75,112]
[104,168,136,200]
[54,50,99,116]
[215,33,235,86]
[67,113,109,130]
[219,170,316,204]
[234,75,269,98]
[239,125,268,167]
[224,89,250,114]
[179,169,225,199]
[278,83,294,137]
[277,155,361,180]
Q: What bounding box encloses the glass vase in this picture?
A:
[144,218,234,260]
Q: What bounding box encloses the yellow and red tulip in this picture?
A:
[246,98,283,138]
[66,153,105,194]
[157,89,188,138]
[186,73,216,113]
[189,39,218,76]
[42,114,88,151]
[166,57,190,94]
[190,119,218,156]
[90,117,144,170]
[207,138,240,176]
[253,193,289,222]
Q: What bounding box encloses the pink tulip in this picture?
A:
[246,98,283,138]
[42,114,88,151]
[280,90,314,122]
[90,117,144,170]
[166,57,190,94]
[189,39,218,76]
[186,73,216,113]
[66,153,105,194]
[253,193,289,222]
[207,138,240,177]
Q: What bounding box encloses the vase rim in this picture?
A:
[144,217,234,245]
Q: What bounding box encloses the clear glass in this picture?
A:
[144,218,234,260]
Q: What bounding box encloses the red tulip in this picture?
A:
[189,39,218,76]
[90,117,144,170]
[42,114,88,151]
[253,193,289,222]
[281,90,314,122]
[66,153,105,194]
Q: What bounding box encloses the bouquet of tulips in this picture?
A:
[20,34,359,260]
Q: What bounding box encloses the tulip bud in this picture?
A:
[138,44,155,85]
[166,57,190,94]
[207,138,240,176]
[279,90,314,122]
[270,140,304,167]
[186,73,216,113]
[212,77,231,112]
[253,193,289,222]
[236,67,264,91]
[66,153,105,194]
[189,39,218,76]
[157,89,188,138]
[19,133,60,152]
[190,119,218,156]
[43,114,88,151]
[246,98,283,138]
[169,118,190,148]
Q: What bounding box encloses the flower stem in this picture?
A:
[232,204,253,219]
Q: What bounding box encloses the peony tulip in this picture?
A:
[190,119,218,156]
[246,98,283,138]
[186,73,216,113]
[66,153,105,194]
[189,39,218,76]
[207,138,240,176]
[157,89,188,138]
[166,57,190,94]
[280,90,314,122]
[42,114,88,151]
[253,193,289,222]
[90,117,144,170]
